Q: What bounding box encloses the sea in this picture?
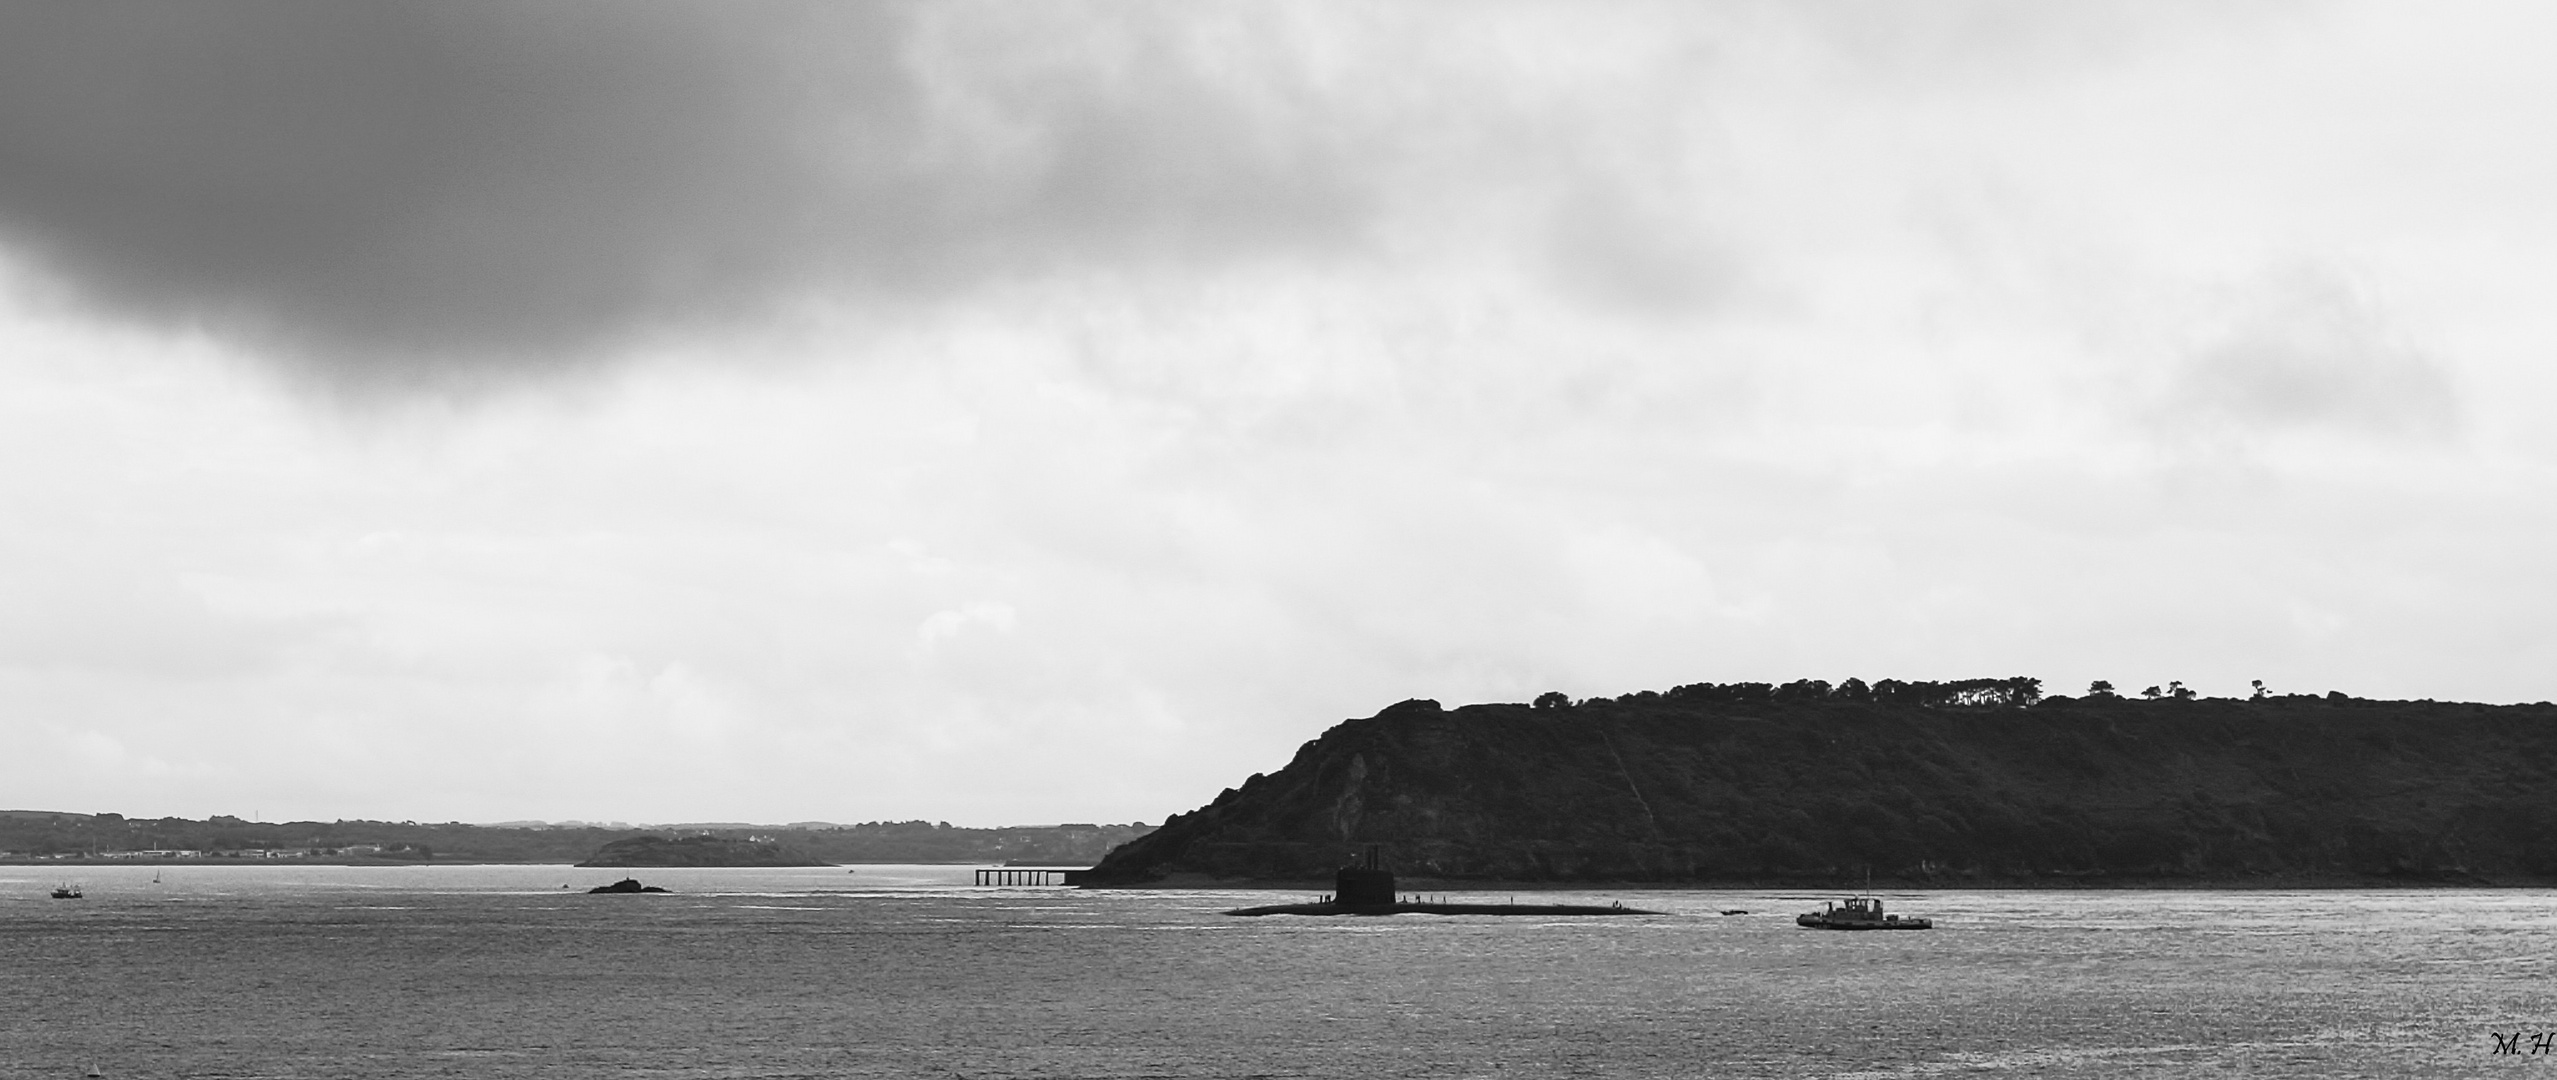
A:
[3,865,2549,1078]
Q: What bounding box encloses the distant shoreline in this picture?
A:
[7,859,2530,888]
[0,858,989,867]
[0,815,1151,867]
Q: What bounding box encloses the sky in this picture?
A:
[4,1,2556,826]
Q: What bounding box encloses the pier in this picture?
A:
[974,867,1083,886]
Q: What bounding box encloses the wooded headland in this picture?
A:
[1081,679,2557,887]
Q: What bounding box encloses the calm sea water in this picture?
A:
[3,865,2549,1078]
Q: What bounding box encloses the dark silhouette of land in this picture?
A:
[1081,679,2557,887]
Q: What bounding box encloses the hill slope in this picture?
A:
[1083,689,2557,886]
[574,835,827,867]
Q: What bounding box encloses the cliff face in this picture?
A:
[1083,693,2557,886]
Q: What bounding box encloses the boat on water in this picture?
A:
[51,884,83,899]
[1796,895,1930,930]
[586,877,671,894]
[1225,846,1659,917]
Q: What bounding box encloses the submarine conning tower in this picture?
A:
[1335,844,1395,909]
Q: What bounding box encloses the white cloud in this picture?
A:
[915,602,1020,651]
[2163,266,2457,441]
[5,3,2557,822]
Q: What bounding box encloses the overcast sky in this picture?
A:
[5,1,2555,826]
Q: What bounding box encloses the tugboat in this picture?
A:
[51,884,83,899]
[1796,895,1930,930]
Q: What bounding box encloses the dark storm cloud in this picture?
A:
[0,2,1373,378]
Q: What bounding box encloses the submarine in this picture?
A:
[587,877,672,894]
[1224,847,1659,917]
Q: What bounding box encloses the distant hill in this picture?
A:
[0,814,1152,866]
[1081,681,2557,887]
[575,835,826,867]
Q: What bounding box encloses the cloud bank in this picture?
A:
[0,2,1393,380]
[5,3,2556,823]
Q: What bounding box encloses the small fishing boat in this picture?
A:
[1796,895,1929,930]
[51,884,83,899]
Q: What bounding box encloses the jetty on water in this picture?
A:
[974,867,1083,886]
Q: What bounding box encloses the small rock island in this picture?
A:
[574,834,829,868]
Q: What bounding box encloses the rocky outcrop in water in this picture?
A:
[1081,686,2557,886]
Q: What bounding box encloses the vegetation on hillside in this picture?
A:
[575,834,830,867]
[1084,680,2557,886]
